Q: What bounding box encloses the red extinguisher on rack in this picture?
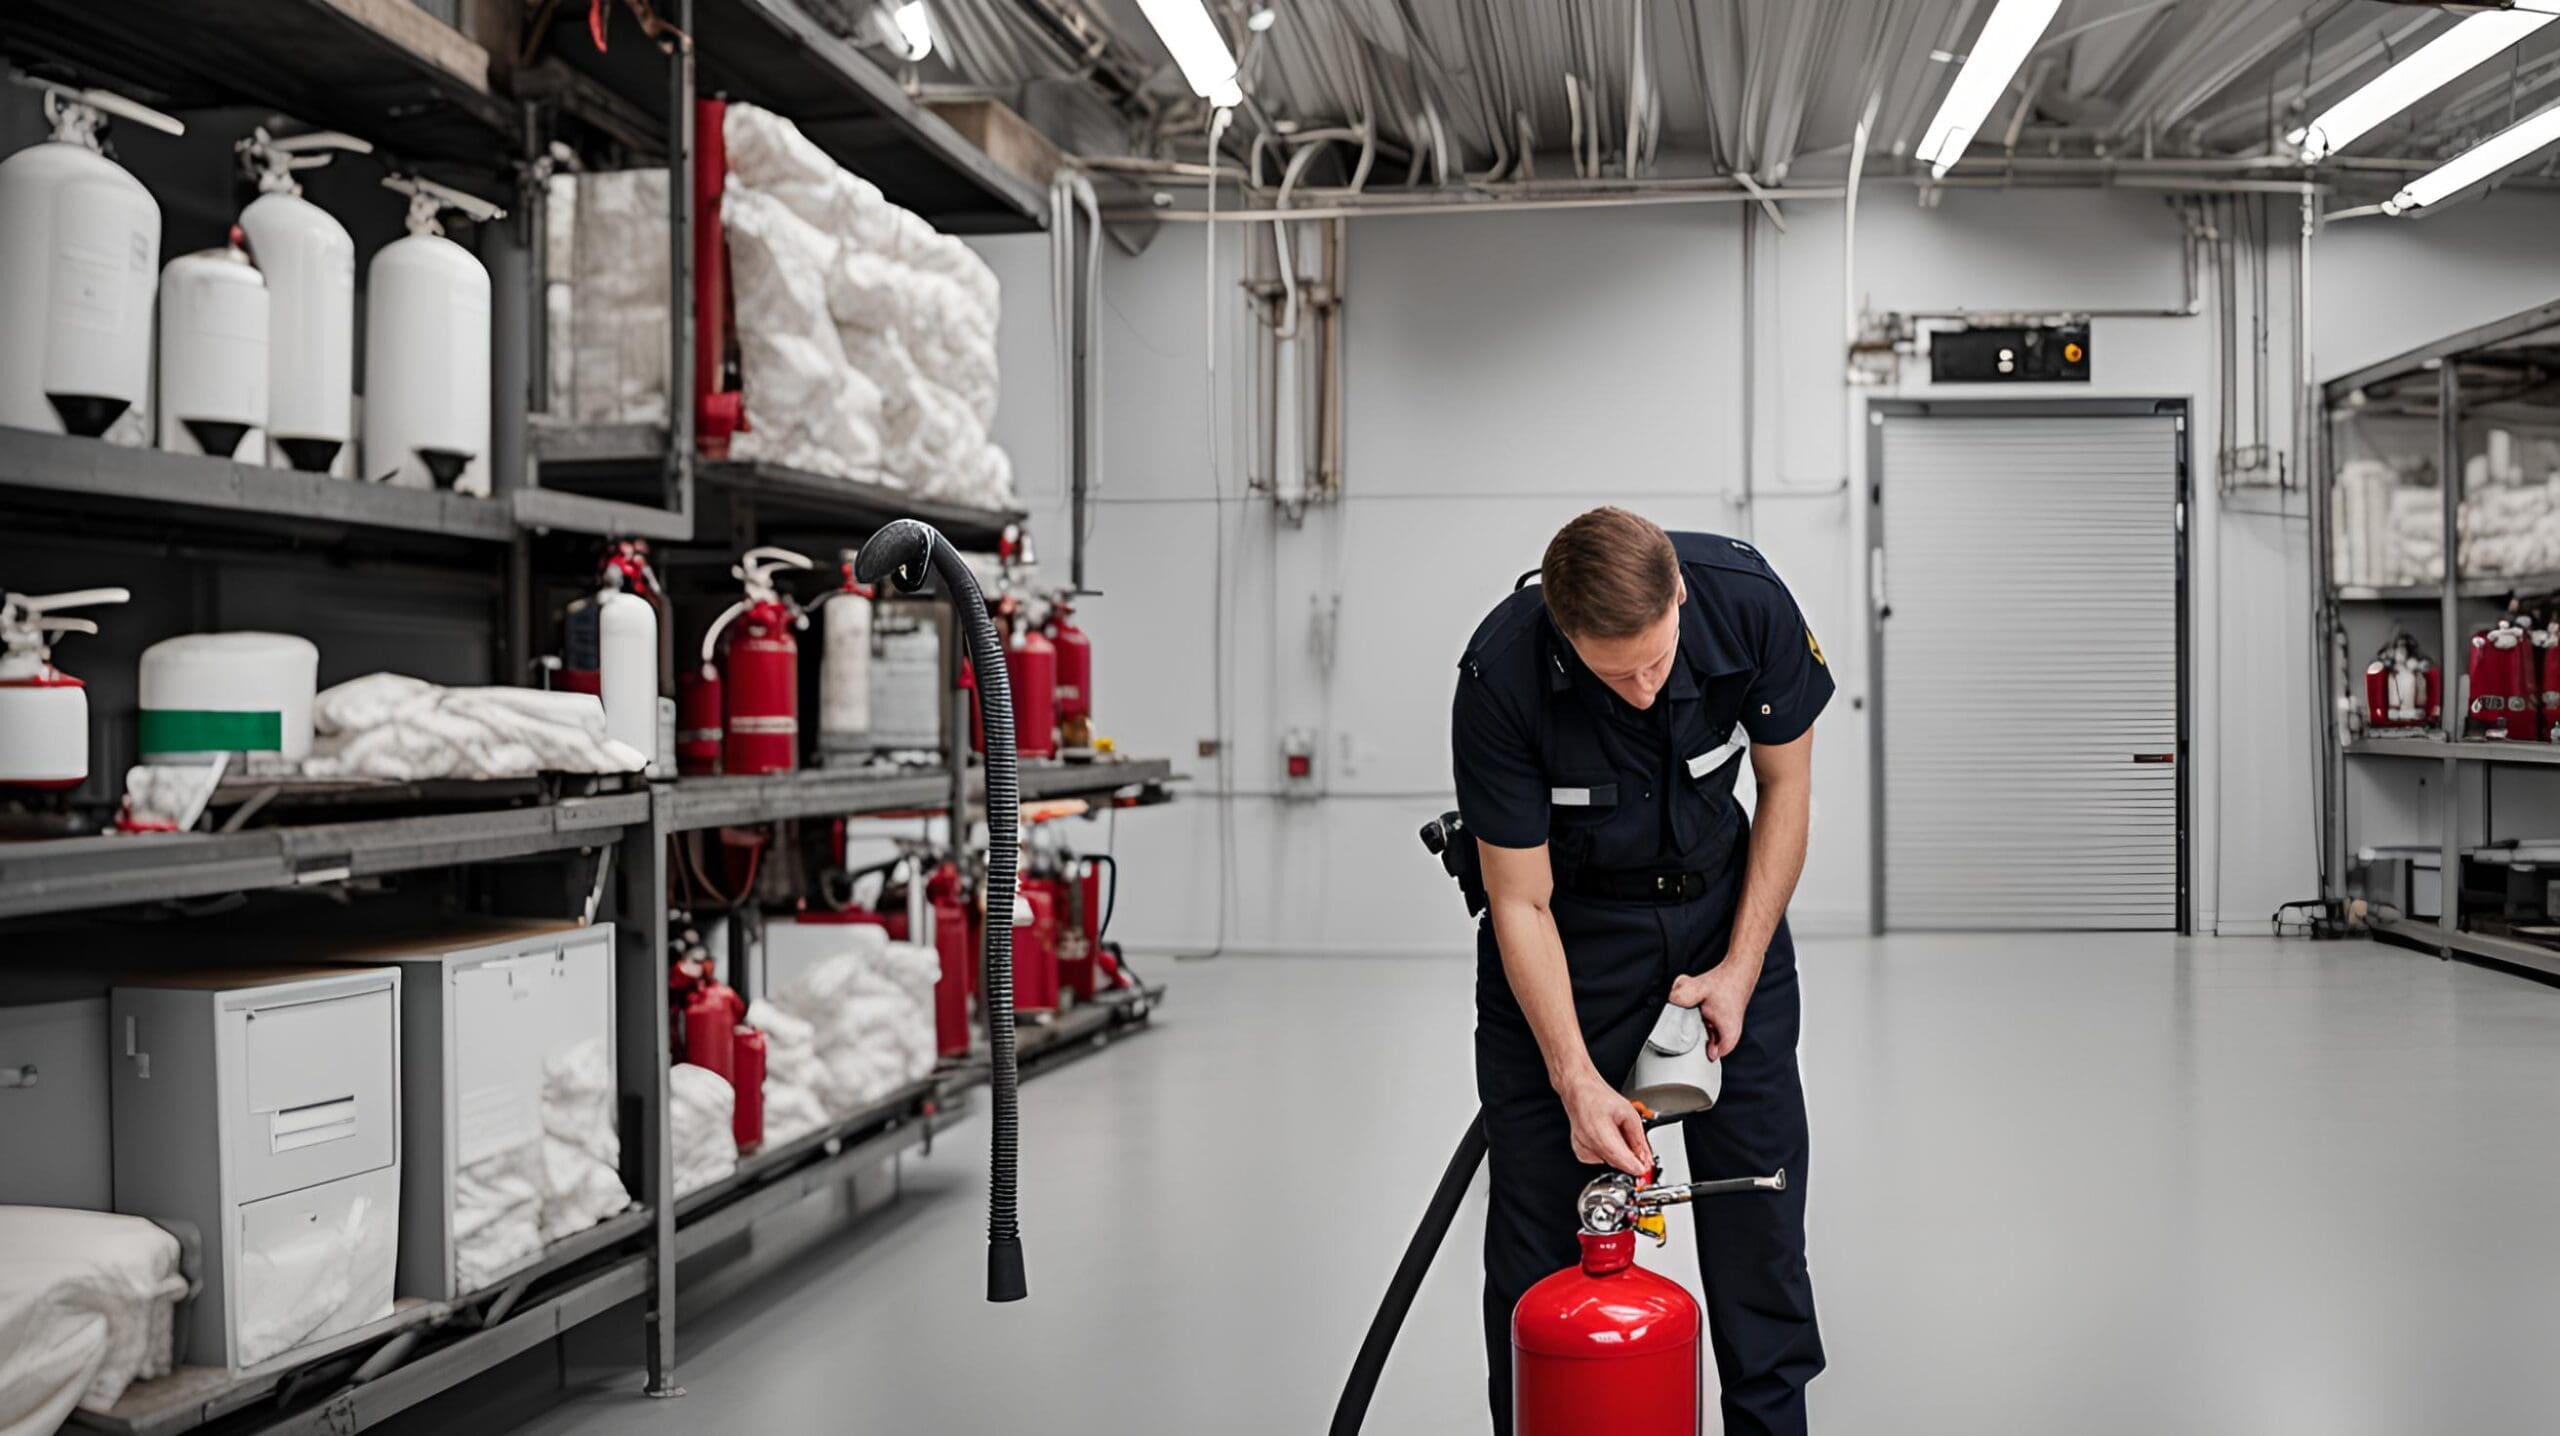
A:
[1004,596,1059,761]
[2467,618,2535,741]
[2531,617,2560,742]
[2364,632,2442,732]
[1047,593,1093,751]
[925,861,973,1056]
[694,546,815,776]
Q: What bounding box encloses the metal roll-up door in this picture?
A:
[1877,412,2184,931]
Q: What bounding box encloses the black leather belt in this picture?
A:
[1557,867,1712,904]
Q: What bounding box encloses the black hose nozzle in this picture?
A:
[851,518,938,594]
[855,519,1027,1305]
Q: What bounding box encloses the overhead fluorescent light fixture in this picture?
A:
[890,0,932,62]
[1133,0,1244,109]
[2290,9,2553,161]
[2384,98,2560,214]
[1916,0,2064,177]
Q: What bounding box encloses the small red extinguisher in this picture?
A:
[698,546,815,776]
[1047,592,1094,751]
[2364,632,2442,733]
[2468,618,2535,741]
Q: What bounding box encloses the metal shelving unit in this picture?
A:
[2320,299,2560,979]
[0,4,1147,1429]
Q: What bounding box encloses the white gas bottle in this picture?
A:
[0,86,181,439]
[138,632,320,765]
[0,587,131,788]
[364,176,503,493]
[596,587,659,763]
[867,607,943,752]
[157,236,269,460]
[237,129,366,475]
[819,564,873,750]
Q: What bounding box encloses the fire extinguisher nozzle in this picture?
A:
[988,1236,1028,1303]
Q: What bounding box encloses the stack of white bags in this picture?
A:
[720,102,1014,511]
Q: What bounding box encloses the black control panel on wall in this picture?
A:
[1929,324,2091,383]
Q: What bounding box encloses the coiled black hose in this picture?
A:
[855,519,1027,1303]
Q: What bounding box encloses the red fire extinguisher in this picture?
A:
[1047,593,1093,751]
[1512,1168,1785,1436]
[926,862,973,1056]
[698,546,815,776]
[2364,632,2442,732]
[1015,876,1064,1014]
[1006,601,1059,761]
[2532,621,2560,742]
[2468,619,2535,741]
[730,1025,767,1154]
[1056,862,1097,1004]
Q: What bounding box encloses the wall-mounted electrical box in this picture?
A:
[1280,728,1318,798]
[1929,323,2090,384]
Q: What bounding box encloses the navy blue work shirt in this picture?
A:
[1450,531,1833,880]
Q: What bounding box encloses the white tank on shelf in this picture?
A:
[0,587,130,789]
[236,128,368,475]
[0,84,181,440]
[818,556,873,754]
[363,175,503,493]
[157,234,268,460]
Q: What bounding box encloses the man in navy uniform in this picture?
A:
[1452,505,1830,1434]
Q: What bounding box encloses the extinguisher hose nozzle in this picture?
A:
[856,519,1028,1306]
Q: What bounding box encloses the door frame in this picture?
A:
[1866,397,2194,936]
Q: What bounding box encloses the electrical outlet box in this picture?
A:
[1281,727,1317,797]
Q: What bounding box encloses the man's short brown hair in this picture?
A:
[1541,507,1680,640]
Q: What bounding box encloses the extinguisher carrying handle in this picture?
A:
[698,598,749,667]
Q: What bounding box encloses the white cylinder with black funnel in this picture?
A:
[237,128,366,476]
[363,176,502,494]
[157,237,269,460]
[0,85,180,441]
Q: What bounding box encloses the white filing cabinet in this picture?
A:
[0,995,112,1210]
[110,967,402,1370]
[323,920,618,1298]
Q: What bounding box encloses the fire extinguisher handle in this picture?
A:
[699,599,748,666]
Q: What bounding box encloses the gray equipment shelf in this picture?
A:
[0,792,649,920]
[2337,572,2560,602]
[2347,736,2560,767]
[654,757,1175,832]
[510,486,694,543]
[941,983,1162,1092]
[0,0,516,173]
[75,1207,656,1436]
[0,429,517,545]
[2371,914,2560,983]
[673,1076,942,1220]
[694,460,1025,550]
[672,1091,959,1261]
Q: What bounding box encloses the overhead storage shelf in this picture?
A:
[0,793,649,920]
[2338,572,2560,602]
[694,460,1025,550]
[0,0,515,172]
[0,429,518,545]
[690,0,1048,233]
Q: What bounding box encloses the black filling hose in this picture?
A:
[1330,1110,1487,1435]
[855,519,1027,1303]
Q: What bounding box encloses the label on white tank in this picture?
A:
[50,188,130,337]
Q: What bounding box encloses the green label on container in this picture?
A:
[139,708,284,754]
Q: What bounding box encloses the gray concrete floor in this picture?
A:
[504,935,2560,1434]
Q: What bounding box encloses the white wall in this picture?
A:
[973,183,2560,955]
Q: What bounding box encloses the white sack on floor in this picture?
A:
[451,1145,543,1295]
[539,1039,632,1244]
[721,103,1013,511]
[722,184,885,476]
[0,1207,187,1435]
[567,169,671,426]
[743,1000,831,1147]
[305,673,646,782]
[234,1192,395,1368]
[766,940,939,1116]
[670,1063,739,1196]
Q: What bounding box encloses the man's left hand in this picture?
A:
[1669,956,1758,1061]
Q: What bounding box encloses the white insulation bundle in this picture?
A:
[720,103,1015,511]
[760,937,940,1116]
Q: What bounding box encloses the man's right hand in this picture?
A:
[1560,1070,1654,1178]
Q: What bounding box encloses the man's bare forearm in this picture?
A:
[1488,895,1600,1093]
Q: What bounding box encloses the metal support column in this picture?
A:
[612,808,682,1396]
[2438,360,2462,955]
[667,0,698,524]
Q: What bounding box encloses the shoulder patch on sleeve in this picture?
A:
[1806,627,1826,666]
